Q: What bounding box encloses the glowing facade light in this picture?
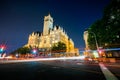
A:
[32,49,38,54]
[33,49,37,53]
[93,51,99,58]
[99,50,102,54]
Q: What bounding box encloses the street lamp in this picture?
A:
[89,32,99,57]
[90,32,99,50]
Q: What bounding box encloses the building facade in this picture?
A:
[83,30,90,57]
[25,14,79,55]
[83,30,89,49]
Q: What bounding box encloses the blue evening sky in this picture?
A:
[0,0,110,53]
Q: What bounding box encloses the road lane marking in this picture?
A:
[99,63,118,80]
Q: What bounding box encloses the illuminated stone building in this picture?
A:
[83,30,90,57]
[25,14,79,55]
[83,30,89,49]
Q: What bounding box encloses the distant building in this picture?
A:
[83,30,89,49]
[25,14,79,55]
[83,30,90,57]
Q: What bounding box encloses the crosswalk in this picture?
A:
[99,63,118,80]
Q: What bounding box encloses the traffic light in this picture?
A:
[0,45,6,52]
[31,48,38,54]
[0,47,4,52]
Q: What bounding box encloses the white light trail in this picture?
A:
[0,56,85,63]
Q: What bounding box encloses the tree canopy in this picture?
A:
[51,41,66,53]
[10,47,30,55]
[88,0,120,49]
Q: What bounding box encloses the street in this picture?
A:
[0,59,120,80]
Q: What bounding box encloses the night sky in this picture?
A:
[0,0,110,53]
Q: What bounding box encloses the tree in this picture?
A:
[102,0,120,47]
[88,20,105,50]
[10,47,30,55]
[88,0,120,49]
[51,41,66,53]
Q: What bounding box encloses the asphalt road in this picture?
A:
[0,60,119,80]
[0,60,104,80]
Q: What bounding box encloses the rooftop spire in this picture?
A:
[48,13,51,17]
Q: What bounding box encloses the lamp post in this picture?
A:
[90,32,99,50]
[90,32,99,57]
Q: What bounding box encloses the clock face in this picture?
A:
[45,19,53,22]
[45,19,49,21]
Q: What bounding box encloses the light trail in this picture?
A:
[0,56,85,63]
[104,48,120,51]
[80,48,120,52]
[1,47,119,63]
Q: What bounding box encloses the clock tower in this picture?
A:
[43,14,53,35]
